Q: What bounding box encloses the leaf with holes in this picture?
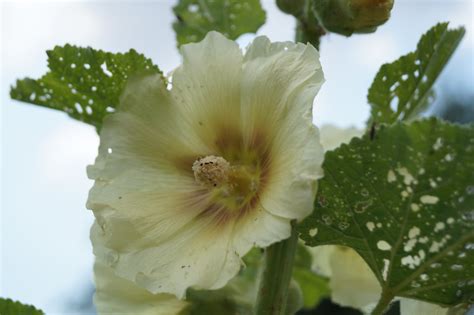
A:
[0,298,44,315]
[299,118,474,306]
[10,45,162,131]
[368,22,465,125]
[173,0,265,46]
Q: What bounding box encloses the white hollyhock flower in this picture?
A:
[311,245,452,314]
[400,298,455,315]
[311,245,381,311]
[94,260,189,315]
[88,31,325,298]
[311,126,451,314]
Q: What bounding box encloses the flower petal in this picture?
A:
[309,245,335,277]
[241,36,324,138]
[240,37,325,220]
[92,215,241,298]
[89,164,209,243]
[311,245,381,310]
[87,73,207,186]
[232,205,291,256]
[94,260,188,315]
[329,247,381,310]
[170,31,244,152]
[87,72,220,256]
[400,298,448,315]
[261,120,324,220]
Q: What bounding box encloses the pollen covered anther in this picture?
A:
[192,155,230,188]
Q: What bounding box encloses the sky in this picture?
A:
[1,0,473,314]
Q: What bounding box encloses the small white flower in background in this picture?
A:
[311,126,452,315]
[88,31,325,298]
[94,261,188,315]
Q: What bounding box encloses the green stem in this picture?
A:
[254,221,299,315]
[294,0,325,49]
[371,289,395,315]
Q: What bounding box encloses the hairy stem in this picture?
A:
[294,0,325,49]
[371,289,395,315]
[254,221,299,315]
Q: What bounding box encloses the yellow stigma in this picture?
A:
[193,155,231,188]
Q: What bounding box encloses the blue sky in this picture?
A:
[1,0,473,314]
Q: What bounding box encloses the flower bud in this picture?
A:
[313,0,394,36]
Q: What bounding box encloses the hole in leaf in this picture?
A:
[85,106,93,115]
[188,4,199,12]
[101,62,113,77]
[74,103,83,114]
[390,96,398,112]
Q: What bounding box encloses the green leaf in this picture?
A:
[299,119,474,306]
[0,298,44,315]
[10,45,162,130]
[368,23,465,125]
[293,244,330,308]
[292,268,329,308]
[172,0,266,46]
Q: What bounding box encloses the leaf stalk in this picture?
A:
[371,289,395,315]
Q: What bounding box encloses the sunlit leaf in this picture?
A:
[0,298,44,315]
[368,23,465,125]
[173,0,265,46]
[10,45,161,131]
[299,119,474,306]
